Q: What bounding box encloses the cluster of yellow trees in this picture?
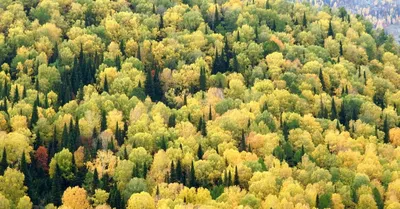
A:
[0,0,399,208]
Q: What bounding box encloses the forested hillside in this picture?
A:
[0,0,399,209]
[293,0,400,28]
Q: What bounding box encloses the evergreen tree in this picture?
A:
[383,115,390,143]
[265,0,270,9]
[51,164,63,206]
[197,144,203,159]
[197,117,203,132]
[183,94,187,106]
[115,55,121,71]
[232,53,239,72]
[319,68,326,92]
[50,126,58,156]
[20,152,29,180]
[69,119,76,151]
[159,15,164,30]
[168,113,176,128]
[119,40,125,57]
[93,168,99,191]
[49,42,59,63]
[30,96,39,128]
[302,12,307,27]
[0,148,7,175]
[328,20,334,37]
[34,131,42,150]
[169,161,177,183]
[176,160,182,183]
[62,123,69,149]
[13,85,19,103]
[101,110,107,131]
[213,5,219,29]
[339,41,343,56]
[282,121,289,141]
[144,69,155,100]
[103,75,109,93]
[199,67,207,91]
[208,105,212,120]
[22,85,27,99]
[201,117,207,136]
[75,116,81,149]
[143,162,148,179]
[240,129,246,152]
[373,187,384,209]
[189,161,196,187]
[234,166,240,186]
[331,97,337,120]
[109,183,123,209]
[271,19,276,31]
[153,69,163,102]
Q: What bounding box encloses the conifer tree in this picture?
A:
[136,44,141,61]
[153,69,163,102]
[201,117,207,136]
[339,41,343,56]
[213,5,219,29]
[302,12,307,27]
[93,168,99,191]
[208,105,212,120]
[328,20,334,37]
[62,123,69,149]
[319,68,326,92]
[50,127,58,156]
[271,19,276,31]
[169,161,177,183]
[265,0,270,9]
[189,161,196,187]
[30,96,39,129]
[383,115,390,143]
[240,129,246,152]
[197,144,203,159]
[145,69,155,100]
[119,40,125,57]
[75,116,81,149]
[13,85,19,104]
[103,75,109,93]
[232,53,239,72]
[69,119,76,151]
[168,113,176,128]
[22,85,27,99]
[199,67,207,91]
[20,152,29,180]
[176,160,182,183]
[373,187,384,209]
[234,166,240,186]
[51,164,63,206]
[0,148,7,175]
[109,183,123,209]
[331,97,337,120]
[115,55,121,71]
[101,110,107,131]
[197,117,203,132]
[282,121,289,141]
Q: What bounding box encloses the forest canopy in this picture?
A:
[0,0,399,209]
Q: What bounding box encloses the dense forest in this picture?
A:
[0,0,399,208]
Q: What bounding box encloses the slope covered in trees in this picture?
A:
[0,0,399,208]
